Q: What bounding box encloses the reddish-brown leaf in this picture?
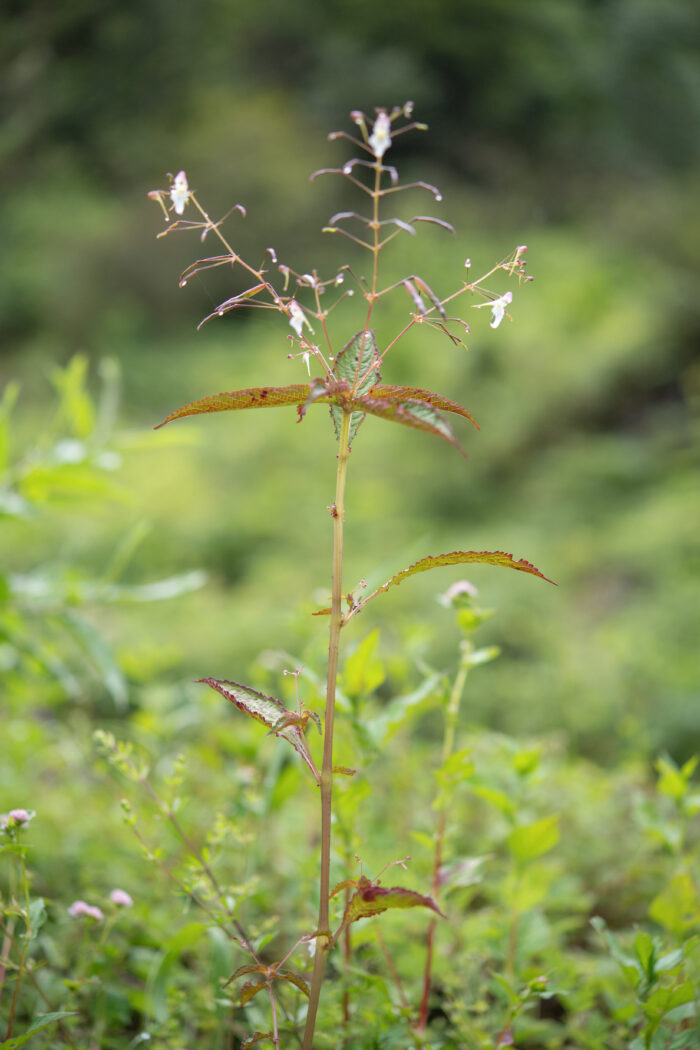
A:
[241,1033,274,1050]
[198,678,319,784]
[240,979,267,1006]
[345,550,555,622]
[369,384,479,429]
[347,396,466,456]
[277,970,310,998]
[342,876,445,926]
[154,385,314,429]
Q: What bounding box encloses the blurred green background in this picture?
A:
[2,0,699,765]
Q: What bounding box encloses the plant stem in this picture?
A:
[417,656,470,1033]
[302,408,352,1050]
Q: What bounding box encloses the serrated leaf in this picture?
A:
[278,970,310,998]
[506,815,560,862]
[242,1033,274,1050]
[347,550,555,622]
[330,330,379,444]
[369,385,478,429]
[348,395,466,455]
[342,876,444,927]
[230,963,267,982]
[155,385,313,429]
[240,979,267,1006]
[198,678,319,783]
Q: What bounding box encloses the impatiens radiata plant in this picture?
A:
[148,103,553,1049]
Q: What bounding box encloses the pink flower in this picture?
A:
[110,889,133,908]
[1,809,34,833]
[68,900,104,921]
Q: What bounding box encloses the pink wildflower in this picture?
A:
[68,900,104,921]
[110,889,133,908]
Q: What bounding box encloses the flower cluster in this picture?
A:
[1,808,35,835]
[68,888,133,922]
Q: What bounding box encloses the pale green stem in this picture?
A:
[302,408,352,1050]
[417,654,470,1033]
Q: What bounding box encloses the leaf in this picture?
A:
[342,876,445,927]
[240,979,267,1006]
[241,1034,274,1050]
[369,673,443,746]
[146,922,207,1023]
[346,550,555,622]
[198,678,319,784]
[155,385,313,429]
[348,395,466,455]
[341,629,385,698]
[330,330,380,444]
[506,815,560,862]
[369,384,478,429]
[4,1013,78,1049]
[277,969,310,998]
[649,871,700,935]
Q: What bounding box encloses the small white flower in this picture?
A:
[170,171,190,215]
[369,112,391,159]
[110,889,133,908]
[306,936,317,958]
[288,300,313,340]
[489,291,513,329]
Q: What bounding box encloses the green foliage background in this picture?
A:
[2,1,700,1046]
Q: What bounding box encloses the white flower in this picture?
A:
[170,171,190,215]
[288,300,313,340]
[369,112,391,159]
[489,291,513,329]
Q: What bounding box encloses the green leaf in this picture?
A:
[506,815,560,862]
[154,384,313,429]
[50,354,95,439]
[346,550,555,621]
[198,678,319,783]
[465,645,501,667]
[0,380,20,474]
[348,395,466,455]
[633,929,656,979]
[369,384,479,429]
[4,1013,77,1049]
[649,871,700,935]
[590,916,640,986]
[330,329,380,444]
[342,629,385,698]
[369,673,443,746]
[145,922,206,1022]
[59,611,128,710]
[472,784,517,819]
[28,897,47,941]
[342,876,445,927]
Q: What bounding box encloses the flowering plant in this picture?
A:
[148,103,550,1048]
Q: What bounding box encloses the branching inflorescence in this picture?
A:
[149,103,550,1049]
